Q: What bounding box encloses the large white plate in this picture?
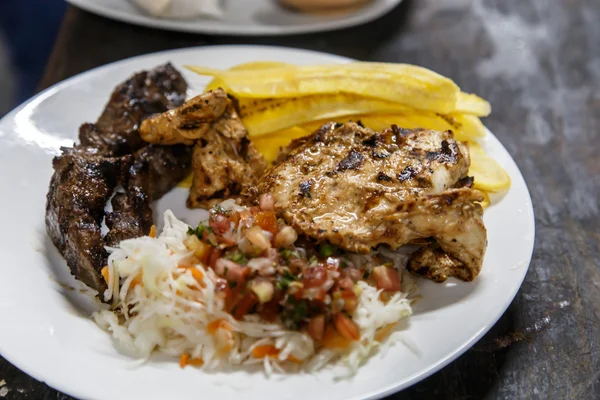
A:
[0,46,534,400]
[66,0,404,35]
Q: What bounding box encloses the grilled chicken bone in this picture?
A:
[253,122,487,282]
[46,64,192,294]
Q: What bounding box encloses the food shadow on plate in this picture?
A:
[410,276,483,315]
[42,233,105,317]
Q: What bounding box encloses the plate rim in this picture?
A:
[65,0,404,36]
[0,45,535,400]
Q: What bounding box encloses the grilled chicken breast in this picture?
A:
[140,89,265,208]
[253,122,487,282]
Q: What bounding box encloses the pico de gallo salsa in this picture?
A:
[182,194,404,344]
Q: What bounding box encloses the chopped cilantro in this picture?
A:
[188,224,212,239]
[227,252,248,265]
[280,249,299,260]
[276,270,298,290]
[319,243,336,258]
[308,255,318,266]
[282,298,308,329]
[211,204,228,215]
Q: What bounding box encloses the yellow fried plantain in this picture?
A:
[187,63,460,114]
[241,94,413,136]
[468,143,511,192]
[454,92,491,117]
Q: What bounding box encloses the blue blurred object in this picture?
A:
[0,0,67,105]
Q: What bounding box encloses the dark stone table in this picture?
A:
[2,0,599,398]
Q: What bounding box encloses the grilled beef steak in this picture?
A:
[46,64,191,294]
[253,122,487,282]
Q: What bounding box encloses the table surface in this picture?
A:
[2,0,600,399]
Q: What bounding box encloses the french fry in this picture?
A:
[186,63,460,114]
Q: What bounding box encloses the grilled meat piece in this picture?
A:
[140,89,265,208]
[46,148,123,291]
[46,64,190,294]
[254,122,486,282]
[105,144,193,246]
[139,89,229,146]
[79,63,187,156]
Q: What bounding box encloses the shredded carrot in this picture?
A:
[149,225,157,238]
[187,357,204,367]
[101,266,109,283]
[375,323,397,342]
[207,319,232,334]
[189,268,204,284]
[251,345,301,363]
[321,325,352,349]
[130,274,143,289]
[252,345,279,358]
[179,353,189,368]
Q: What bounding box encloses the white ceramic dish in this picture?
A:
[65,0,403,35]
[0,45,534,400]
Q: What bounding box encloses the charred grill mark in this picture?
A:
[455,176,474,188]
[426,140,458,163]
[442,192,459,205]
[337,149,364,171]
[180,122,200,130]
[299,180,313,198]
[377,171,393,182]
[362,134,380,147]
[398,166,416,182]
[371,149,390,159]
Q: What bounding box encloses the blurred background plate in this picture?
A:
[65,0,404,35]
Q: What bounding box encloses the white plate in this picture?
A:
[65,0,403,35]
[0,45,534,400]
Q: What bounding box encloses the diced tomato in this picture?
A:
[249,206,260,215]
[372,266,402,291]
[333,313,360,341]
[216,233,237,247]
[307,315,325,341]
[228,212,241,226]
[336,276,354,292]
[209,248,223,269]
[254,211,278,233]
[215,258,250,283]
[302,265,327,288]
[209,214,230,235]
[340,290,358,312]
[232,291,258,320]
[258,193,275,211]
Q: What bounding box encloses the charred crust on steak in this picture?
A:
[46,64,191,295]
